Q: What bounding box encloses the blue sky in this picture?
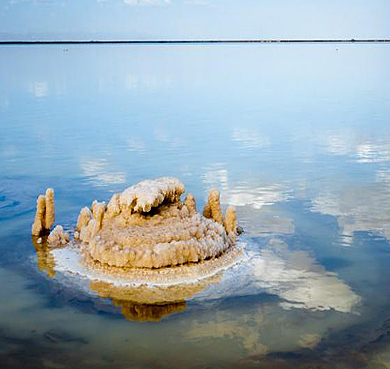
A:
[0,0,389,40]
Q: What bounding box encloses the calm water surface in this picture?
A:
[0,44,390,369]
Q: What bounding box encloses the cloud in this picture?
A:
[7,0,64,4]
[184,0,209,5]
[123,0,171,6]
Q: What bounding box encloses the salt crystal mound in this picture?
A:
[75,177,238,270]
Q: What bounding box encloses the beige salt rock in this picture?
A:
[32,178,242,278]
[76,178,240,270]
[184,193,197,214]
[225,206,237,234]
[76,207,92,231]
[32,195,47,236]
[93,202,106,230]
[47,225,70,246]
[119,177,185,213]
[31,188,56,236]
[44,188,55,230]
[203,189,224,225]
[106,193,120,219]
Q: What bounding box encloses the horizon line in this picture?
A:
[1,38,390,45]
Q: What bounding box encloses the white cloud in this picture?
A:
[7,0,64,5]
[124,0,171,6]
[184,0,209,5]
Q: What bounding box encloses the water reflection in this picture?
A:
[225,184,290,210]
[31,228,360,326]
[93,279,188,322]
[88,274,222,321]
[79,158,127,187]
[231,127,270,150]
[1,44,390,368]
[30,81,48,98]
[127,137,146,154]
[356,142,390,163]
[321,133,390,164]
[183,241,361,359]
[250,239,361,313]
[311,181,390,243]
[32,236,55,278]
[89,279,221,322]
[202,165,291,209]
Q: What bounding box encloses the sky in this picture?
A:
[0,0,389,40]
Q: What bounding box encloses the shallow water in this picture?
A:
[1,43,390,368]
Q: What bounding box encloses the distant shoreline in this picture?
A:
[0,39,389,45]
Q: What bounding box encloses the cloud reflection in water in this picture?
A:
[250,239,361,313]
[79,158,127,187]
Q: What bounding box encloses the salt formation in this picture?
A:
[74,177,239,270]
[47,225,70,245]
[31,188,55,236]
[30,178,241,320]
[31,177,241,284]
[31,188,71,247]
